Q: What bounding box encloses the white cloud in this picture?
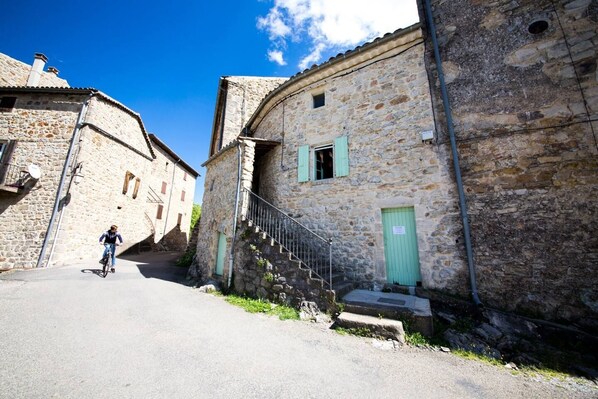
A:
[268,50,287,65]
[258,0,420,68]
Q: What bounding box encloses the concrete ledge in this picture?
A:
[341,290,434,337]
[334,312,405,343]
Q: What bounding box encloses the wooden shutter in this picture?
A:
[334,136,349,177]
[157,204,163,219]
[132,177,141,199]
[297,145,310,182]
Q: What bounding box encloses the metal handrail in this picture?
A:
[0,163,26,187]
[242,188,332,288]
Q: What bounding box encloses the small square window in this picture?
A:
[314,145,334,180]
[313,93,325,108]
[0,97,17,110]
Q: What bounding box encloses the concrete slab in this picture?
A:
[341,289,433,336]
[335,312,405,343]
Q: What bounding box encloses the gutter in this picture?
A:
[423,0,482,305]
[37,91,96,268]
[163,159,180,238]
[228,141,243,288]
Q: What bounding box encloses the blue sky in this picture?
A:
[1,0,418,204]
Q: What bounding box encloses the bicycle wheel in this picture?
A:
[102,256,110,278]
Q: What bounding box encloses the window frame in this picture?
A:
[313,144,334,181]
[312,92,325,109]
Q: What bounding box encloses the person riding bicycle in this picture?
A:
[99,225,123,273]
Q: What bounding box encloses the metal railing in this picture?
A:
[0,163,26,188]
[242,188,332,288]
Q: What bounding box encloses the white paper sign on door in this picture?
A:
[392,226,406,235]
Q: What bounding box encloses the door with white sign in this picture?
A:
[382,207,421,286]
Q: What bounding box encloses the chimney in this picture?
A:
[26,53,48,87]
[47,66,59,76]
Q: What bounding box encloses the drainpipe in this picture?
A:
[163,159,180,238]
[228,141,243,288]
[37,91,96,268]
[423,0,482,305]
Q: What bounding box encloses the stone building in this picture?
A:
[194,0,597,329]
[193,26,468,309]
[419,0,597,329]
[0,53,198,269]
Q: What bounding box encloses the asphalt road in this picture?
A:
[0,252,594,399]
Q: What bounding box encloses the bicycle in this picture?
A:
[100,243,116,278]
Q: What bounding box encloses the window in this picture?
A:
[314,145,334,180]
[161,181,167,194]
[181,190,186,201]
[313,92,325,108]
[165,161,169,171]
[122,171,135,194]
[132,178,141,199]
[0,97,16,111]
[298,136,349,182]
[156,204,164,219]
[183,172,187,181]
[177,213,183,226]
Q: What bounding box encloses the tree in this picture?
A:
[190,203,201,234]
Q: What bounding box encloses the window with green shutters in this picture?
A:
[297,136,349,182]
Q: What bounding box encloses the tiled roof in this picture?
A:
[149,133,199,177]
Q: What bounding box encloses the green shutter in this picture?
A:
[334,136,349,177]
[298,145,310,182]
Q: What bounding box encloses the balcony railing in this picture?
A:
[0,163,27,189]
[242,188,332,288]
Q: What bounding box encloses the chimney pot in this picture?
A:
[27,52,48,87]
[34,53,48,63]
[48,67,59,75]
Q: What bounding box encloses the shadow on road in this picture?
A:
[123,252,188,284]
[80,268,106,278]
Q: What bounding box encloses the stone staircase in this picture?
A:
[335,289,434,338]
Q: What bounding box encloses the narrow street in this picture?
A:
[0,253,593,399]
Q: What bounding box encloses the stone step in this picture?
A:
[334,312,405,343]
[333,281,354,300]
[341,289,433,337]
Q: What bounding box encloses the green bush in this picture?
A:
[176,249,196,267]
[189,204,201,234]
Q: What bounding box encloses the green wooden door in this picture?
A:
[382,207,421,286]
[215,232,227,275]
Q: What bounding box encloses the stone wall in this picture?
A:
[0,92,82,268]
[148,143,196,251]
[249,30,469,295]
[191,145,239,280]
[212,77,287,155]
[50,95,156,265]
[420,0,598,327]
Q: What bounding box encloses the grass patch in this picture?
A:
[335,327,375,338]
[453,349,503,367]
[405,332,430,346]
[224,294,299,321]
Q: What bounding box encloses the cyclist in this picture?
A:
[99,225,123,273]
